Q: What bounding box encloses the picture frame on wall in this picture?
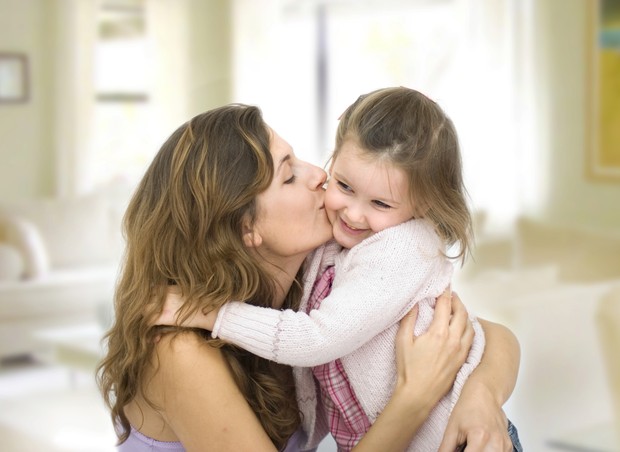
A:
[0,53,29,104]
[587,0,620,181]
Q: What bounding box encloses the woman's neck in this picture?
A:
[263,255,306,309]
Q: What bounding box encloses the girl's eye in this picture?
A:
[373,200,392,209]
[284,175,296,184]
[337,180,352,192]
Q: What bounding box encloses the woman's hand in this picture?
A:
[352,289,475,451]
[394,289,474,408]
[153,286,219,331]
[438,318,521,452]
[439,383,511,451]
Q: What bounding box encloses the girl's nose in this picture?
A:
[344,204,364,225]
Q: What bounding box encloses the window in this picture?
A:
[88,0,153,190]
[234,0,524,227]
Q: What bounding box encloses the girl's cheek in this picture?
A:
[323,192,337,224]
[324,196,339,216]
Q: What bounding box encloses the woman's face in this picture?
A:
[251,128,333,268]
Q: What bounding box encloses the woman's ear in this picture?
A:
[242,218,262,248]
[243,230,262,248]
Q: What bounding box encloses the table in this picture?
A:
[547,422,620,451]
[34,324,105,373]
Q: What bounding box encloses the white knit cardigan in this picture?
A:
[212,219,485,451]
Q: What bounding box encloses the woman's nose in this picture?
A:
[310,165,328,190]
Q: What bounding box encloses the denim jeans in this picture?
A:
[508,419,523,452]
[454,419,523,452]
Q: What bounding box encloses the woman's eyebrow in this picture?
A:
[276,154,292,173]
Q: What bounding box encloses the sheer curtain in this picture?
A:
[56,0,541,226]
[233,0,540,229]
[52,0,193,196]
[51,0,97,196]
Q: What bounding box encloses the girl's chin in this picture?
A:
[333,229,364,249]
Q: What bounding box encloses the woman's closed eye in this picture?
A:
[284,174,296,184]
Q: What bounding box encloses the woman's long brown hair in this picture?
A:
[96,104,302,449]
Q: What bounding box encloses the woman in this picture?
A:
[97,104,519,451]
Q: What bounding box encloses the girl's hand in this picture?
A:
[394,289,474,413]
[153,286,219,331]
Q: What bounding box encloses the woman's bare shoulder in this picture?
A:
[152,330,232,385]
[154,330,226,370]
[139,332,274,449]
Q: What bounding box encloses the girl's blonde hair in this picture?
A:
[334,86,473,263]
[97,104,302,448]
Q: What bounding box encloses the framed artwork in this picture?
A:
[587,0,620,181]
[0,53,29,104]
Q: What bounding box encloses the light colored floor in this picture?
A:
[0,356,338,452]
[1,356,616,452]
[0,357,116,452]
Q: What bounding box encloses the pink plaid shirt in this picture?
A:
[307,266,372,451]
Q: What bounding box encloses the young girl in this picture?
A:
[158,88,521,451]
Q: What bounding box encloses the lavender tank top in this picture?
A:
[118,427,306,451]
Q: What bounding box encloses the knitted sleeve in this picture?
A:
[213,220,453,367]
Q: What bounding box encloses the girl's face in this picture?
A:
[325,139,416,249]
[251,128,333,268]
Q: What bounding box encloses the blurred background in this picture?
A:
[0,0,619,450]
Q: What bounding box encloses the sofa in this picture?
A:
[0,186,130,360]
[453,215,620,449]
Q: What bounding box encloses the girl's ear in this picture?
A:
[412,201,429,219]
[409,196,428,219]
[242,218,263,248]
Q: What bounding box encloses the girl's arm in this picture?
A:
[158,220,453,367]
[149,291,474,451]
[438,317,521,452]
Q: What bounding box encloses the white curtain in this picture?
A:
[146,0,192,141]
[51,0,194,195]
[233,0,543,229]
[51,0,97,196]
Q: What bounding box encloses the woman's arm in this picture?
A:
[353,291,475,451]
[151,294,517,451]
[151,292,476,451]
[438,316,521,452]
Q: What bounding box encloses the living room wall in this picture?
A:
[0,0,55,199]
[537,0,620,229]
[0,0,618,230]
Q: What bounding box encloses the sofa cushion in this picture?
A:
[0,193,115,269]
[0,215,49,279]
[516,217,620,283]
[0,243,24,281]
